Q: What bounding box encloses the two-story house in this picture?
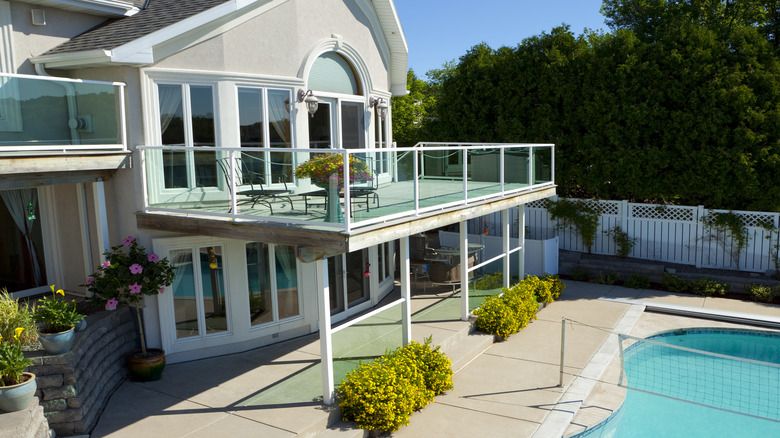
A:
[0,0,555,403]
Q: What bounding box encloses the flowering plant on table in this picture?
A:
[294,153,371,189]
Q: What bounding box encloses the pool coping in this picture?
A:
[531,302,646,438]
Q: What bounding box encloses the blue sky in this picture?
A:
[393,0,609,76]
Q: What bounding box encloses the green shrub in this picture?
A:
[604,226,637,258]
[571,268,591,282]
[747,284,775,303]
[338,361,417,432]
[624,274,650,289]
[474,280,539,339]
[542,273,566,300]
[502,282,539,328]
[474,273,503,290]
[338,338,453,433]
[0,289,37,346]
[473,295,522,339]
[662,273,690,293]
[592,272,620,285]
[523,275,554,303]
[691,278,730,297]
[385,337,453,398]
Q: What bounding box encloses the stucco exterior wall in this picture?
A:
[154,0,389,92]
[9,2,105,74]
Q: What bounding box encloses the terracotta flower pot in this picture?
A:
[0,372,36,413]
[38,326,75,355]
[126,348,166,382]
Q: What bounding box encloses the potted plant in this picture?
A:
[294,153,371,189]
[33,285,84,355]
[83,236,174,381]
[0,327,36,412]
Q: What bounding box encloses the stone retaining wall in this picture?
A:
[0,397,50,438]
[559,250,779,293]
[27,307,136,437]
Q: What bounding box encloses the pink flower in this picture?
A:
[101,260,111,268]
[158,287,165,295]
[85,277,94,285]
[129,263,143,274]
[123,236,135,245]
[147,253,159,263]
[105,298,118,311]
[129,283,142,294]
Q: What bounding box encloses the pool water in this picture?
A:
[572,329,780,437]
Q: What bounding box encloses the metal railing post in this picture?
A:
[559,318,566,387]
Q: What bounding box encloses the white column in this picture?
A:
[502,208,510,289]
[400,237,412,345]
[460,220,469,321]
[92,178,110,258]
[518,205,526,278]
[77,183,94,295]
[317,259,335,405]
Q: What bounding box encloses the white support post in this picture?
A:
[460,220,469,321]
[518,204,526,278]
[695,205,705,269]
[92,178,110,258]
[400,236,412,345]
[502,208,510,289]
[77,183,94,295]
[317,260,335,405]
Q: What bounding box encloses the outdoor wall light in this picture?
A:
[298,89,319,117]
[369,97,388,119]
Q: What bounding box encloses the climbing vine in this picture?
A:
[544,198,600,253]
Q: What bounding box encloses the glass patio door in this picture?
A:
[169,245,229,340]
[328,249,370,316]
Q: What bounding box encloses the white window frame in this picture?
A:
[246,242,302,330]
[235,85,295,188]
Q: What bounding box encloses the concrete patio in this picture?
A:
[89,281,780,437]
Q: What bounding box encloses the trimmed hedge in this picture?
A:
[337,337,453,433]
[473,275,565,339]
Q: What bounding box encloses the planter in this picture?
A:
[38,326,75,355]
[126,348,166,382]
[0,372,36,413]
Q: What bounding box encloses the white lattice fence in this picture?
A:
[521,198,780,273]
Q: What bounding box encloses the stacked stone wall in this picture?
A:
[27,307,136,436]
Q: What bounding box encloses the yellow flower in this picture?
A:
[56,289,65,296]
[50,284,55,292]
[14,327,24,340]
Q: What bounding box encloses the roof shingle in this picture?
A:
[43,0,231,56]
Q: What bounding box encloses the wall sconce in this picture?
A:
[369,97,388,119]
[299,89,319,117]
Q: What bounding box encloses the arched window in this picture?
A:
[309,52,361,95]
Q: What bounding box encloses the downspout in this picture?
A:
[34,62,81,145]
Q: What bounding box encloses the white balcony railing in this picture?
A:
[139,143,554,232]
[0,73,126,152]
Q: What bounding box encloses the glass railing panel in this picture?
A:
[533,146,554,185]
[349,150,414,226]
[468,258,506,311]
[467,148,503,200]
[0,74,122,149]
[332,301,404,386]
[504,147,532,191]
[419,147,465,210]
[143,148,231,213]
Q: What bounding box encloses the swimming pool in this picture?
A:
[570,328,780,437]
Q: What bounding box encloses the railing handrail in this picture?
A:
[0,72,126,88]
[137,143,554,153]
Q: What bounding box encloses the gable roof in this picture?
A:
[31,0,408,94]
[43,0,230,56]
